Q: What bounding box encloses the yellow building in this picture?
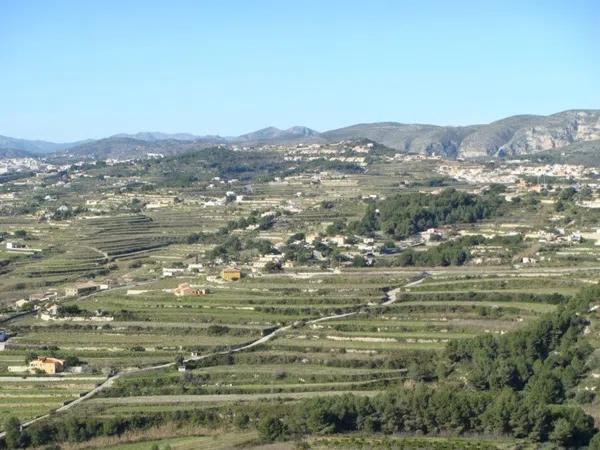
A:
[221,267,241,281]
[29,356,65,374]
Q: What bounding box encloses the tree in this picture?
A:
[233,413,250,429]
[482,389,520,434]
[286,232,305,244]
[364,188,502,239]
[257,415,289,441]
[525,370,564,404]
[28,423,53,447]
[589,432,600,450]
[264,261,283,273]
[352,255,366,267]
[549,418,573,446]
[395,250,414,266]
[4,416,22,449]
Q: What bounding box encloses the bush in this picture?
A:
[575,389,596,404]
[207,325,230,336]
[3,416,24,448]
[257,415,289,441]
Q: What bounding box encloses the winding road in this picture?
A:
[0,277,413,439]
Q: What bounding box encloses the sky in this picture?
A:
[1,0,599,142]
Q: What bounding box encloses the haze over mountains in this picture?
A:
[0,136,91,155]
[1,109,599,160]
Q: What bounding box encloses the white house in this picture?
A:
[163,267,185,277]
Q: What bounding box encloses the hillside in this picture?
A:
[111,132,218,142]
[237,126,320,142]
[458,110,600,158]
[322,122,479,158]
[59,126,322,159]
[516,139,600,166]
[0,135,89,154]
[323,110,600,158]
[3,110,599,160]
[0,148,35,158]
[62,137,220,159]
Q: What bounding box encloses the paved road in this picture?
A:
[381,273,428,306]
[381,287,403,306]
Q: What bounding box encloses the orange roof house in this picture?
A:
[29,356,65,374]
[173,283,208,297]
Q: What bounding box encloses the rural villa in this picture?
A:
[173,283,209,297]
[29,356,66,374]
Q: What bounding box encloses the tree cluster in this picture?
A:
[353,188,504,238]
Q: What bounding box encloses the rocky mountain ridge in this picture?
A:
[2,110,598,160]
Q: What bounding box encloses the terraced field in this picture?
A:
[0,373,102,425]
[3,159,600,448]
[80,215,178,259]
[7,267,571,426]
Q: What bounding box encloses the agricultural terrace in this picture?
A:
[30,268,578,422]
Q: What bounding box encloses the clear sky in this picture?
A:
[1,0,599,142]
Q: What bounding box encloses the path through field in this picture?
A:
[0,276,411,438]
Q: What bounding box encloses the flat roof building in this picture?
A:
[221,267,241,281]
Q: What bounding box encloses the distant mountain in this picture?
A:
[111,131,227,142]
[322,123,479,158]
[516,139,600,167]
[0,135,89,154]
[0,148,35,158]
[457,110,600,158]
[59,126,320,159]
[62,137,219,160]
[111,127,320,144]
[2,110,599,160]
[322,110,600,158]
[237,126,320,142]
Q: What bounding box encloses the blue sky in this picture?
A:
[1,0,599,141]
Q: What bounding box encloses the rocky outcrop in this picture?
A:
[457,110,600,158]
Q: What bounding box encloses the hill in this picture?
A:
[514,139,600,167]
[322,110,600,158]
[3,110,599,160]
[62,137,220,160]
[111,131,230,143]
[457,110,600,158]
[237,126,320,142]
[0,135,89,154]
[60,126,322,159]
[322,122,479,158]
[0,148,36,158]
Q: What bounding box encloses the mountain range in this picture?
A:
[1,109,599,160]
